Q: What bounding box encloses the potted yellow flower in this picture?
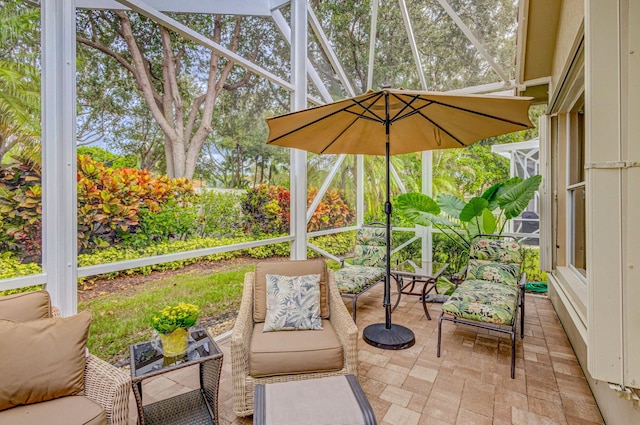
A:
[151,302,200,357]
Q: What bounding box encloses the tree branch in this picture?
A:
[114,11,178,142]
[161,27,184,137]
[223,71,253,90]
[184,94,206,141]
[223,31,259,91]
[184,15,237,177]
[76,35,136,77]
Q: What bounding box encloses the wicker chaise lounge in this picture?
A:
[231,260,358,417]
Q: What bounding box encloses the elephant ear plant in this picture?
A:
[396,175,542,254]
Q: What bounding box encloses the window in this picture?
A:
[567,95,586,278]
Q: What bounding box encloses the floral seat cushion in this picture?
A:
[441,279,519,325]
[335,266,385,295]
[466,259,521,287]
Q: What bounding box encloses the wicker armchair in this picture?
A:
[0,290,130,425]
[51,307,131,425]
[231,260,358,417]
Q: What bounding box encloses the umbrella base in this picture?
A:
[363,323,415,350]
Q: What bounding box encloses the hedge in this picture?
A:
[0,232,355,284]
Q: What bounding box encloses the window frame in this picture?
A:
[565,95,587,281]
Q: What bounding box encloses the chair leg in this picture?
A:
[352,296,358,323]
[437,313,444,357]
[511,330,516,379]
[391,276,402,312]
[421,282,432,321]
[520,290,526,339]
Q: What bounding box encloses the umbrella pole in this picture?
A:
[384,141,392,329]
[362,93,415,350]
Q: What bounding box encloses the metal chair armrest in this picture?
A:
[451,265,468,287]
[518,272,527,289]
[338,255,354,268]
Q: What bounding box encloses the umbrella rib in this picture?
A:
[411,96,532,128]
[388,94,421,123]
[319,116,361,154]
[387,94,466,146]
[267,91,384,145]
[418,113,467,147]
[343,109,384,123]
[320,93,388,152]
[389,93,531,147]
[350,93,386,123]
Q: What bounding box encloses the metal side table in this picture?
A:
[130,328,223,425]
[393,261,448,320]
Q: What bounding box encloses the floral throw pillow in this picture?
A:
[263,273,323,332]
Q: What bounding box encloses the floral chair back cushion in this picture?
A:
[353,226,387,267]
[466,238,522,287]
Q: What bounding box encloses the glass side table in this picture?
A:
[129,327,223,425]
[392,261,448,320]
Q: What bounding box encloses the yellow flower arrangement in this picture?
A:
[151,302,200,334]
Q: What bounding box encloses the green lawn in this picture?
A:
[80,263,252,363]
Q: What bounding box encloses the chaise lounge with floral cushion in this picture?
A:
[334,224,400,322]
[437,236,526,378]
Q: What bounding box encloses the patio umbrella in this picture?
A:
[266,88,534,350]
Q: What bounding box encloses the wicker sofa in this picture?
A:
[231,260,358,417]
[0,291,130,425]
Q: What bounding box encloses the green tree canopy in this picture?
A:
[0,1,40,162]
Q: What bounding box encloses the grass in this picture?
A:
[80,263,253,363]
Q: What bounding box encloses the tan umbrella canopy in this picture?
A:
[266,88,534,350]
[266,88,534,155]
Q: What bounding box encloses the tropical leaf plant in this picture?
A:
[396,175,542,253]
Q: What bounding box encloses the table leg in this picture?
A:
[391,275,402,312]
[420,278,440,320]
[132,381,145,425]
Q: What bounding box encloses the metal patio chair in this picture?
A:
[334,223,400,322]
[437,235,526,378]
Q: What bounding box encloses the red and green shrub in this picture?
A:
[76,155,193,251]
[0,147,42,262]
[78,155,193,251]
[307,187,355,232]
[242,184,290,235]
[242,184,355,235]
[0,151,194,260]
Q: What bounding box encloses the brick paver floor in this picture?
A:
[129,283,604,425]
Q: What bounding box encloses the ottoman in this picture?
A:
[253,374,376,425]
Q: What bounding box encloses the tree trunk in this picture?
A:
[79,13,247,179]
[253,158,258,186]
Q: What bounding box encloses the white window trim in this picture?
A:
[568,264,587,283]
[563,100,586,279]
[553,266,588,340]
[566,183,586,277]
